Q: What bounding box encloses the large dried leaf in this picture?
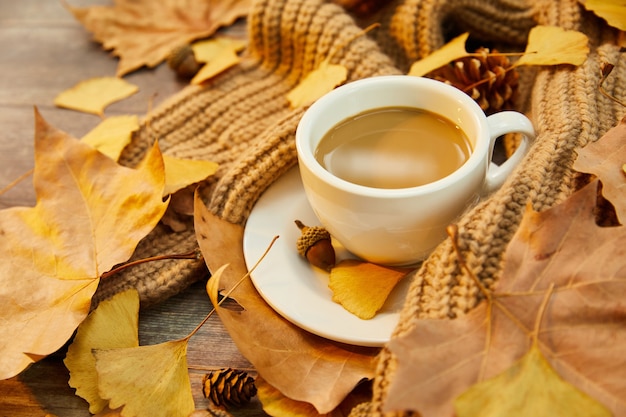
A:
[385,180,626,417]
[515,25,589,66]
[573,114,626,224]
[0,110,167,380]
[579,0,626,31]
[94,339,194,417]
[64,289,140,414]
[195,195,378,414]
[54,77,139,116]
[67,0,252,76]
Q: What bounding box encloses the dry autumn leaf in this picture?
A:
[81,115,139,160]
[194,196,378,414]
[573,114,626,224]
[67,0,252,76]
[163,155,219,196]
[0,109,168,380]
[54,77,139,117]
[579,0,626,31]
[64,289,140,414]
[287,58,348,108]
[455,344,611,417]
[328,259,410,320]
[94,339,194,417]
[190,37,246,84]
[408,33,470,77]
[385,180,626,417]
[515,25,589,66]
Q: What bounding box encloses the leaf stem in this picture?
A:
[100,250,202,280]
[532,282,555,346]
[599,62,626,108]
[0,168,34,197]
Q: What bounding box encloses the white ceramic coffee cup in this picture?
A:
[295,75,535,265]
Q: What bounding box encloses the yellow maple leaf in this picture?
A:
[516,25,589,67]
[67,0,252,76]
[328,259,409,320]
[579,0,626,31]
[64,289,140,414]
[0,110,167,379]
[455,344,611,417]
[408,33,470,77]
[54,77,139,117]
[163,155,219,196]
[287,58,348,108]
[94,339,194,417]
[81,115,139,160]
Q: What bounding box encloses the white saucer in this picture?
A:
[242,166,410,347]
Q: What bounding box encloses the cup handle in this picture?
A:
[483,111,536,194]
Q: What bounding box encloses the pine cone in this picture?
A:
[429,47,519,114]
[202,368,257,408]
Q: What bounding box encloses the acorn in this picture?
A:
[167,44,201,79]
[294,220,336,271]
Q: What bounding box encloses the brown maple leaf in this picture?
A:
[385,180,626,417]
[66,0,252,76]
[194,195,378,414]
[0,109,168,380]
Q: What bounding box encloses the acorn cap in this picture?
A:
[294,220,332,257]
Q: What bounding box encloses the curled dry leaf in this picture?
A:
[385,180,626,417]
[67,0,252,76]
[0,110,167,380]
[64,289,140,414]
[329,259,410,320]
[54,77,139,117]
[195,195,378,414]
[81,115,139,161]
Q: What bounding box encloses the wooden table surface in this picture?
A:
[0,1,265,416]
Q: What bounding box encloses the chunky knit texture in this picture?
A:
[93,0,625,414]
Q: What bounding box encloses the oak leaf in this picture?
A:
[81,115,139,160]
[67,0,252,76]
[54,77,139,116]
[64,289,140,414]
[195,196,378,414]
[0,109,168,380]
[573,114,626,224]
[287,58,348,108]
[385,180,626,417]
[579,0,626,30]
[515,25,589,66]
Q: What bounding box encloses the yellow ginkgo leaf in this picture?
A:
[328,259,409,320]
[54,77,139,117]
[454,344,611,417]
[191,49,241,85]
[95,339,194,417]
[516,25,589,67]
[190,37,247,84]
[64,289,140,414]
[163,155,219,196]
[408,33,470,77]
[580,0,626,31]
[287,59,348,108]
[81,115,139,161]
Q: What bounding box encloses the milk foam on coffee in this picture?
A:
[314,107,472,189]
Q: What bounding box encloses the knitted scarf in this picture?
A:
[93,0,625,414]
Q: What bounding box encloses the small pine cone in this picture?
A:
[429,47,519,114]
[202,368,257,408]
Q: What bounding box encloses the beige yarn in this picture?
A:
[93,0,626,414]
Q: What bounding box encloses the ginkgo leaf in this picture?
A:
[67,0,252,76]
[163,155,219,196]
[287,59,348,108]
[64,289,140,414]
[579,0,626,31]
[94,339,194,417]
[54,77,139,117]
[195,198,378,414]
[81,115,139,160]
[515,25,589,66]
[0,110,167,380]
[573,114,626,224]
[328,260,409,320]
[408,32,470,77]
[454,344,611,417]
[190,37,247,84]
[191,49,240,85]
